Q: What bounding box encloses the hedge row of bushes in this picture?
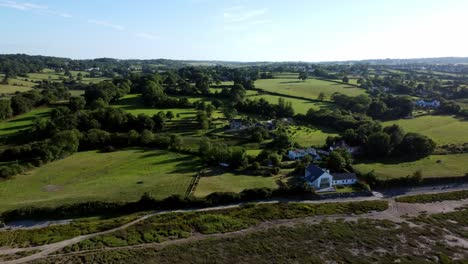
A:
[395,190,468,203]
[358,171,468,189]
[1,186,317,222]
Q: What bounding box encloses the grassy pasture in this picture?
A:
[255,78,366,100]
[383,115,468,145]
[112,94,198,119]
[0,107,51,136]
[113,94,224,119]
[194,170,279,197]
[0,74,35,94]
[354,153,468,179]
[248,94,332,114]
[285,125,338,147]
[272,72,299,79]
[0,149,199,212]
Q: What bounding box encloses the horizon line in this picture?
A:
[2,53,468,64]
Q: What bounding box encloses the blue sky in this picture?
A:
[1,0,467,61]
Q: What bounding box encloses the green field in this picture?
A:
[0,74,35,94]
[383,115,468,145]
[113,94,225,120]
[113,94,199,118]
[0,149,199,212]
[255,78,366,100]
[0,107,51,136]
[0,69,108,95]
[249,94,332,114]
[194,170,279,197]
[354,153,468,179]
[285,125,338,147]
[26,69,108,84]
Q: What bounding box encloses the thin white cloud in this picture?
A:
[0,0,71,17]
[87,19,125,31]
[222,6,271,32]
[136,32,158,40]
[0,0,45,10]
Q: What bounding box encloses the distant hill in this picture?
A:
[2,54,468,74]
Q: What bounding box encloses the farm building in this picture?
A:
[329,141,361,155]
[305,164,358,189]
[415,99,440,108]
[229,119,244,129]
[331,173,357,185]
[288,148,320,160]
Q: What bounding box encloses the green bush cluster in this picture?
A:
[396,190,468,203]
[0,213,142,248]
[62,200,388,252]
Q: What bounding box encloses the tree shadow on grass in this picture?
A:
[152,156,193,166]
[0,124,31,132]
[279,81,303,84]
[168,160,200,174]
[355,156,432,166]
[6,112,49,123]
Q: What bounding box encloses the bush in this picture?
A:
[396,190,468,204]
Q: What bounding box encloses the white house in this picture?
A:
[229,119,243,130]
[288,148,319,160]
[305,164,333,189]
[331,173,358,185]
[415,99,440,108]
[305,164,358,190]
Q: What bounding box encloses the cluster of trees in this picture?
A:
[332,93,414,120]
[341,124,435,159]
[0,99,189,178]
[434,98,468,118]
[302,108,375,132]
[236,98,294,118]
[0,87,71,120]
[198,138,247,169]
[0,129,80,178]
[140,79,192,109]
[84,80,131,106]
[218,83,246,104]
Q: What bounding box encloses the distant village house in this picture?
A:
[415,99,440,108]
[229,119,244,130]
[288,148,320,160]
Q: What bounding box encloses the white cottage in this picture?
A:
[331,173,358,185]
[288,148,319,160]
[305,164,333,189]
[305,164,358,190]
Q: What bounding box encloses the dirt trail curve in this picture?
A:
[1,196,468,264]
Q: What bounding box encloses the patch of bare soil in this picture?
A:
[445,235,468,249]
[394,199,468,216]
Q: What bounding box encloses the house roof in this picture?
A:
[290,148,317,155]
[332,173,357,181]
[305,164,326,182]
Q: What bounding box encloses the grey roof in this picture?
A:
[305,164,326,182]
[332,173,357,181]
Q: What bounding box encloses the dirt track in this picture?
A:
[0,196,467,264]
